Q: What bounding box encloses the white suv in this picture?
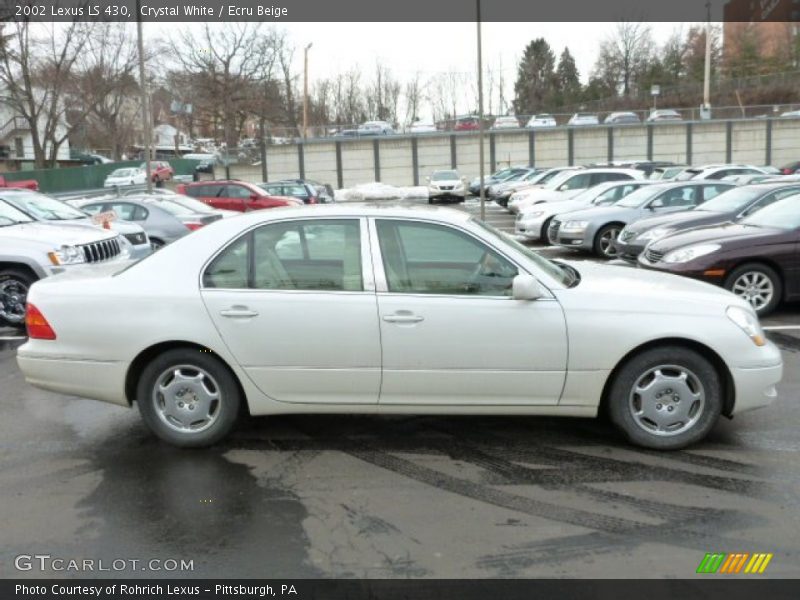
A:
[0,199,129,328]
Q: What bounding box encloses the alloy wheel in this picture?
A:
[0,278,29,324]
[628,365,706,436]
[152,365,222,434]
[731,271,774,312]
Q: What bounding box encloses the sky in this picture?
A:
[146,21,702,122]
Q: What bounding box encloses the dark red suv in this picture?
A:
[140,161,174,183]
[177,180,301,211]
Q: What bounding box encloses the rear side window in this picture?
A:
[108,202,148,221]
[187,184,219,197]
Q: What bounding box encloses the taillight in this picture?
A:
[308,196,318,204]
[783,168,793,175]
[185,222,204,231]
[26,304,56,340]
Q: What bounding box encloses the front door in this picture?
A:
[201,217,381,404]
[371,218,568,405]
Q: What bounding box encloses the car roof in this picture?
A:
[226,203,475,224]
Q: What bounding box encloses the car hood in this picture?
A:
[555,205,636,222]
[558,260,741,314]
[625,210,729,234]
[0,221,118,246]
[431,179,462,186]
[649,223,789,253]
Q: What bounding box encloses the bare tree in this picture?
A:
[403,71,424,125]
[593,21,655,98]
[0,19,92,167]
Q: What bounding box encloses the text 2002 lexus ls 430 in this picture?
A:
[17,205,782,450]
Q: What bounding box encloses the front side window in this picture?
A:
[203,219,363,292]
[224,185,252,199]
[558,173,590,191]
[108,203,147,221]
[376,220,518,296]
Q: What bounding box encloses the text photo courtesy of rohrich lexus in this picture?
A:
[1,1,800,597]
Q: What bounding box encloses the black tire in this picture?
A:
[0,269,37,329]
[428,198,435,205]
[607,346,722,450]
[136,348,242,448]
[150,238,165,251]
[724,263,782,317]
[593,223,623,259]
[540,217,554,245]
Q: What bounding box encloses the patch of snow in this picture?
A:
[335,182,428,202]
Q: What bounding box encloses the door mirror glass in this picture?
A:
[512,274,543,300]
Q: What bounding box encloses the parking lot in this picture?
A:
[1,198,799,579]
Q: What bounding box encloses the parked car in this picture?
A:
[779,160,800,175]
[183,153,221,175]
[256,180,331,204]
[139,192,238,219]
[675,165,769,181]
[614,182,800,262]
[454,116,481,131]
[604,112,641,124]
[488,169,546,206]
[469,167,530,196]
[486,168,539,197]
[140,161,174,184]
[515,181,654,243]
[408,121,437,134]
[549,181,734,258]
[2,189,151,260]
[0,199,127,328]
[104,167,147,188]
[649,165,688,180]
[491,116,519,130]
[506,167,585,211]
[508,168,644,214]
[639,193,800,316]
[647,109,683,122]
[525,114,557,128]
[357,121,394,135]
[427,170,467,203]
[72,197,213,250]
[779,110,800,118]
[18,204,782,450]
[177,180,302,212]
[568,113,599,126]
[0,175,38,191]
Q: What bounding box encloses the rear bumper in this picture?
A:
[16,353,129,407]
[613,239,646,262]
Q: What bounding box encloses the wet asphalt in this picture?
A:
[1,198,799,579]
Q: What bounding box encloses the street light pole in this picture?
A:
[477,0,485,221]
[136,0,153,193]
[303,43,313,140]
[703,0,712,114]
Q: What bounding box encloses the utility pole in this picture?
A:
[477,0,485,221]
[303,43,313,140]
[703,0,712,118]
[136,1,153,193]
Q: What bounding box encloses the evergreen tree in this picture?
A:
[555,47,581,107]
[512,38,557,115]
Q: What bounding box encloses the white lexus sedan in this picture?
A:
[17,205,782,449]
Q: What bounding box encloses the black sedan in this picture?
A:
[615,182,800,262]
[638,193,800,316]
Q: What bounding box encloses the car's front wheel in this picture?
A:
[136,349,242,447]
[607,346,722,450]
[0,269,36,329]
[594,224,622,258]
[724,263,782,317]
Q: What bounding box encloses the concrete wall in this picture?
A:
[229,119,800,188]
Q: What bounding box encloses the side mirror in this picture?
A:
[512,274,543,301]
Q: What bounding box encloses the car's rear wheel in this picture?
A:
[137,349,241,447]
[594,224,622,258]
[607,346,722,450]
[0,269,36,329]
[724,263,782,317]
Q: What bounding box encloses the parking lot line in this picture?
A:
[762,325,800,331]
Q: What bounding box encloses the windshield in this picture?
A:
[472,218,574,286]
[168,195,217,213]
[544,169,580,189]
[432,171,459,181]
[615,185,669,208]
[741,194,800,229]
[696,187,764,212]
[149,199,197,216]
[0,199,36,226]
[3,191,87,220]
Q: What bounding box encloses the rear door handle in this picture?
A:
[382,314,424,324]
[220,307,259,318]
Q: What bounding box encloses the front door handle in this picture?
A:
[382,313,424,324]
[220,307,259,318]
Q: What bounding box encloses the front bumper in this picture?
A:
[613,238,647,263]
[730,359,782,414]
[429,188,466,200]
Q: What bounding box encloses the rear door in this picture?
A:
[219,184,250,211]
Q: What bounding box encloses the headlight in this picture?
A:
[662,243,720,264]
[726,305,766,347]
[48,245,85,266]
[638,227,671,242]
[562,220,588,232]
